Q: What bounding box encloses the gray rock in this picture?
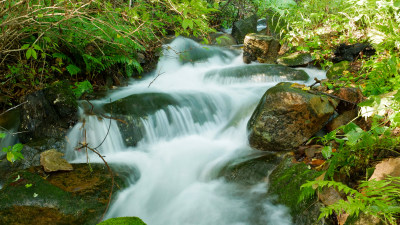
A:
[18,81,78,143]
[277,52,314,67]
[205,64,309,84]
[248,82,338,151]
[232,14,258,44]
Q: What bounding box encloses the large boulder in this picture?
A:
[0,163,132,225]
[204,64,309,84]
[248,82,338,151]
[209,33,237,47]
[268,155,329,225]
[231,14,258,44]
[18,81,78,143]
[243,33,281,64]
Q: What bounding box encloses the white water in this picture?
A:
[66,37,325,225]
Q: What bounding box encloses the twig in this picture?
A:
[0,101,27,117]
[148,68,165,88]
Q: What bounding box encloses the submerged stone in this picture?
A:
[219,153,280,185]
[205,64,309,84]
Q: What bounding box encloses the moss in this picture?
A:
[277,52,313,67]
[98,217,147,225]
[0,163,129,225]
[326,61,351,79]
[268,156,324,225]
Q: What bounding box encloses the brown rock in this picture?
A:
[326,109,358,132]
[40,149,73,173]
[335,87,364,104]
[243,33,280,64]
[318,186,343,206]
[248,82,338,151]
[369,158,400,181]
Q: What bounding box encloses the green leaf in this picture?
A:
[12,143,23,153]
[182,19,193,29]
[322,146,332,159]
[0,133,6,139]
[31,49,37,59]
[21,44,30,50]
[66,64,81,76]
[33,44,42,51]
[7,152,15,163]
[25,183,32,188]
[358,98,375,107]
[26,48,32,59]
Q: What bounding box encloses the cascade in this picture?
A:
[66,37,326,225]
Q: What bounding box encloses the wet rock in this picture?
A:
[40,149,73,173]
[248,82,338,152]
[0,164,130,225]
[326,109,358,132]
[326,61,351,80]
[98,217,147,225]
[205,64,309,84]
[268,155,329,225]
[231,14,258,44]
[18,81,78,143]
[243,33,281,64]
[103,93,179,146]
[219,153,280,185]
[169,37,237,64]
[277,52,313,67]
[332,43,375,63]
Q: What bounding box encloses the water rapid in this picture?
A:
[66,37,326,225]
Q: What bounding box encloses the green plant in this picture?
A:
[300,177,400,224]
[0,133,24,163]
[71,80,94,99]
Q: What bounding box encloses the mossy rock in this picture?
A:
[0,163,130,225]
[98,217,147,225]
[277,52,314,67]
[326,61,351,79]
[267,155,329,225]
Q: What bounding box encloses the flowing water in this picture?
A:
[66,37,325,225]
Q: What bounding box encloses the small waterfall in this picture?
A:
[65,37,326,224]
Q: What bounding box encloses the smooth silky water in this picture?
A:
[65,37,326,225]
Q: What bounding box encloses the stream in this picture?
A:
[65,37,325,225]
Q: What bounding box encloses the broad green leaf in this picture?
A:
[7,152,15,163]
[0,133,6,139]
[21,44,30,50]
[31,49,37,59]
[26,48,32,59]
[33,44,42,51]
[12,143,23,152]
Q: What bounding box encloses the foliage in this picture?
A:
[0,133,24,163]
[300,177,400,224]
[0,0,216,103]
[71,80,94,99]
